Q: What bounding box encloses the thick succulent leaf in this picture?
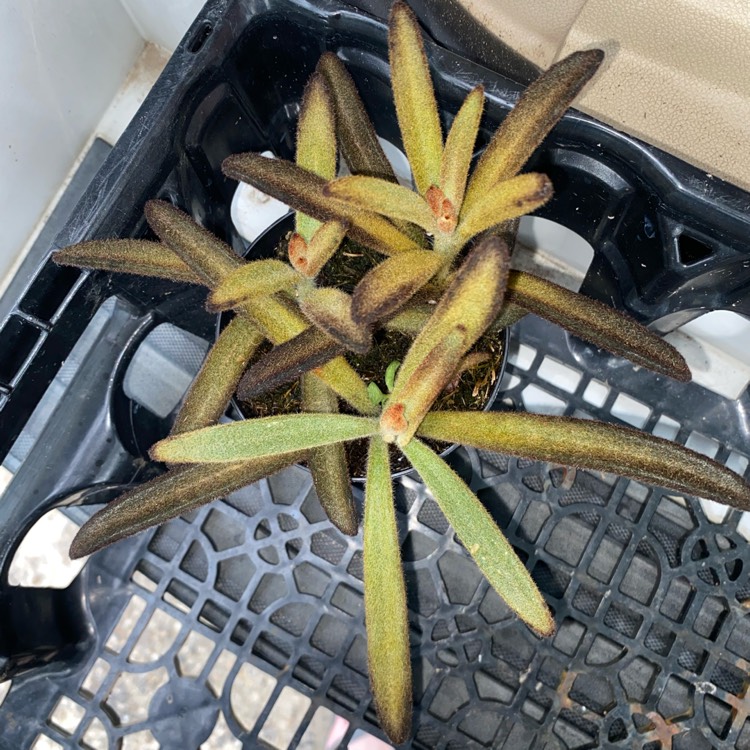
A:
[69,453,304,559]
[145,200,242,283]
[458,172,553,243]
[491,301,529,331]
[364,436,412,743]
[290,220,348,278]
[418,411,750,510]
[53,239,203,284]
[383,237,510,446]
[317,52,396,181]
[238,326,344,400]
[440,85,484,212]
[299,287,372,354]
[296,72,337,240]
[223,153,421,256]
[390,236,510,397]
[384,304,432,336]
[508,271,691,381]
[402,438,554,635]
[464,49,604,206]
[389,1,442,195]
[352,249,444,325]
[206,259,299,312]
[302,375,358,536]
[152,414,379,464]
[325,175,435,231]
[172,317,264,435]
[317,357,379,415]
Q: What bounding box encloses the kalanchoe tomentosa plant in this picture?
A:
[54,2,750,744]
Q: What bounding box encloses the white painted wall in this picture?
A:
[0,0,143,292]
[119,0,206,52]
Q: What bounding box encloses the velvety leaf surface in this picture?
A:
[69,453,304,558]
[53,239,203,284]
[237,327,344,400]
[402,438,554,635]
[206,259,299,311]
[389,0,442,195]
[172,316,264,435]
[458,172,553,242]
[352,249,443,325]
[152,414,378,463]
[418,411,750,509]
[440,85,483,212]
[508,271,691,381]
[291,220,348,278]
[299,287,372,353]
[364,436,412,743]
[465,48,604,205]
[302,374,358,536]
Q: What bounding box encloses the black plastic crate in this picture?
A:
[2,0,750,747]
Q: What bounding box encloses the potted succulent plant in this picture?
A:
[53,2,750,743]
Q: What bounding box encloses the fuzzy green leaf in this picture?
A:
[364,436,412,743]
[402,438,554,635]
[145,200,242,283]
[382,237,510,446]
[351,249,443,325]
[384,304,432,336]
[458,172,553,243]
[465,49,604,206]
[507,271,691,381]
[152,414,379,464]
[317,52,396,182]
[299,287,372,354]
[53,239,204,284]
[389,1,442,195]
[389,236,510,398]
[206,259,299,312]
[172,316,264,435]
[69,453,304,559]
[237,326,344,400]
[440,85,484,213]
[223,153,422,256]
[290,220,348,278]
[296,72,337,240]
[325,175,435,231]
[302,375,358,536]
[418,411,750,510]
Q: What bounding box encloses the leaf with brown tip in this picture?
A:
[296,72,337,240]
[464,48,604,206]
[507,271,691,381]
[389,1,442,195]
[352,249,444,325]
[290,220,348,278]
[325,175,434,231]
[302,374,358,536]
[458,172,553,243]
[53,239,203,285]
[172,316,264,435]
[223,153,421,256]
[418,411,750,511]
[144,200,242,283]
[152,413,379,464]
[69,454,304,559]
[237,327,344,400]
[317,52,396,181]
[383,236,510,446]
[299,287,372,354]
[206,259,299,312]
[401,438,554,636]
[364,435,412,743]
[440,85,484,213]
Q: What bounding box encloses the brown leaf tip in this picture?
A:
[380,403,408,443]
[425,185,457,233]
[288,233,309,273]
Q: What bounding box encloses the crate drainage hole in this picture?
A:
[666,310,750,400]
[7,509,86,588]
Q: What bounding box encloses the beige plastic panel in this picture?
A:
[460,0,750,192]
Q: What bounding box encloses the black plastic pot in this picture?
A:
[1,1,750,748]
